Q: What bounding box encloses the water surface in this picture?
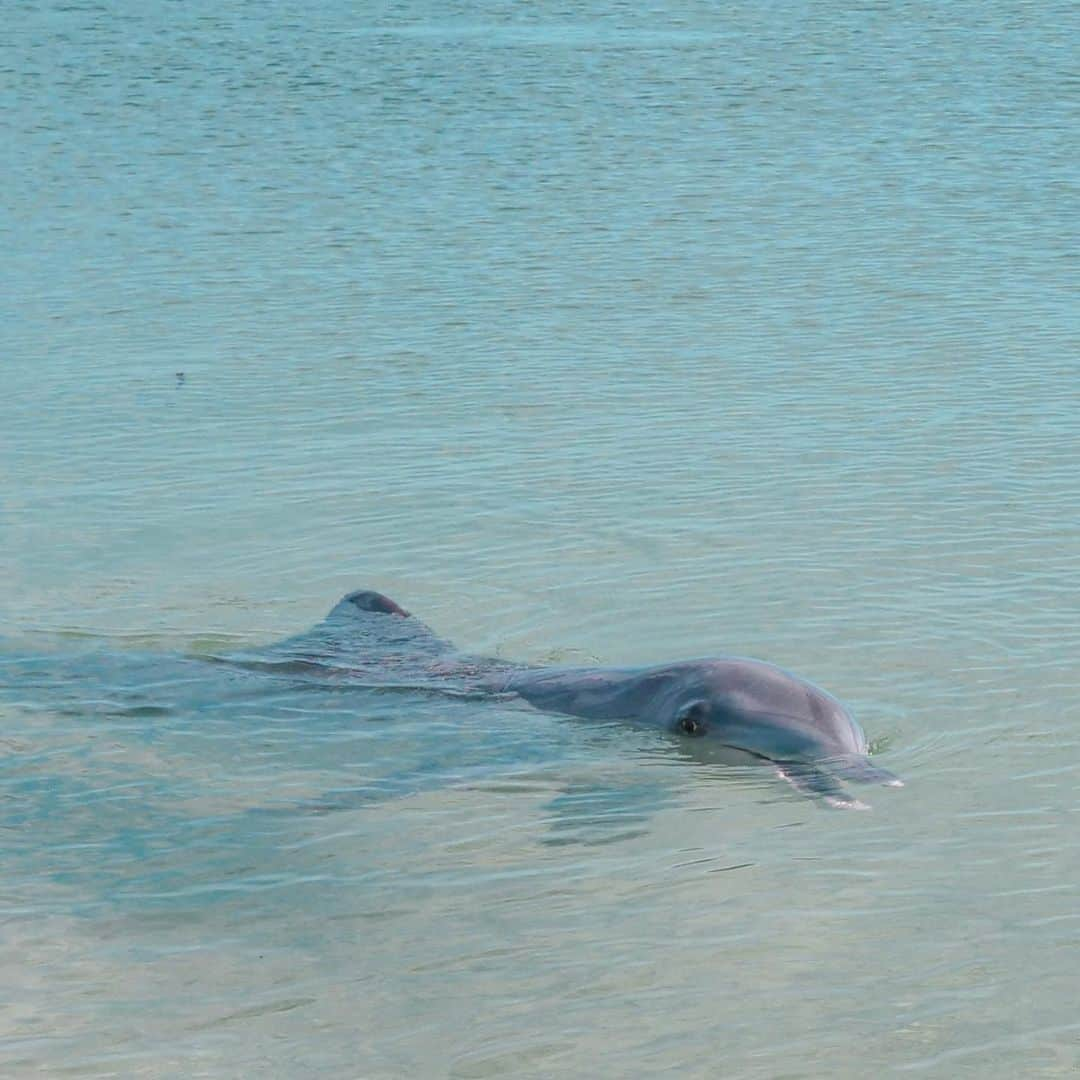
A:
[3,0,1079,1075]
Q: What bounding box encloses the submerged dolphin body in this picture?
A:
[264,590,903,809]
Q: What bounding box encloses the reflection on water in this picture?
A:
[4,0,1079,1074]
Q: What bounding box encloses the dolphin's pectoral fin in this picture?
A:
[772,762,870,811]
[539,779,676,847]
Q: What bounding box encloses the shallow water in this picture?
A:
[4,0,1080,1075]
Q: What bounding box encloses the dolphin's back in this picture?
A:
[501,666,669,721]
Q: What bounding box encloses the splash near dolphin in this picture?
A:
[253,589,903,809]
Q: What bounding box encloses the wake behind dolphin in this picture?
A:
[252,589,903,809]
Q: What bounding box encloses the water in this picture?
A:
[3,0,1079,1074]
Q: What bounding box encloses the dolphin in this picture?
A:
[261,589,903,809]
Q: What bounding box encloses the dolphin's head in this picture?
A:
[661,659,868,760]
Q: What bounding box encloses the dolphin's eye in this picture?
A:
[676,702,707,736]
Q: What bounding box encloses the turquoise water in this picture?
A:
[4,0,1079,1074]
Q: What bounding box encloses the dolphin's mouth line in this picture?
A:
[716,743,774,763]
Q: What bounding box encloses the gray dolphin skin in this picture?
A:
[270,589,902,809]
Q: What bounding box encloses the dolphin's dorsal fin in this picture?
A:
[339,590,411,617]
[256,589,457,669]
